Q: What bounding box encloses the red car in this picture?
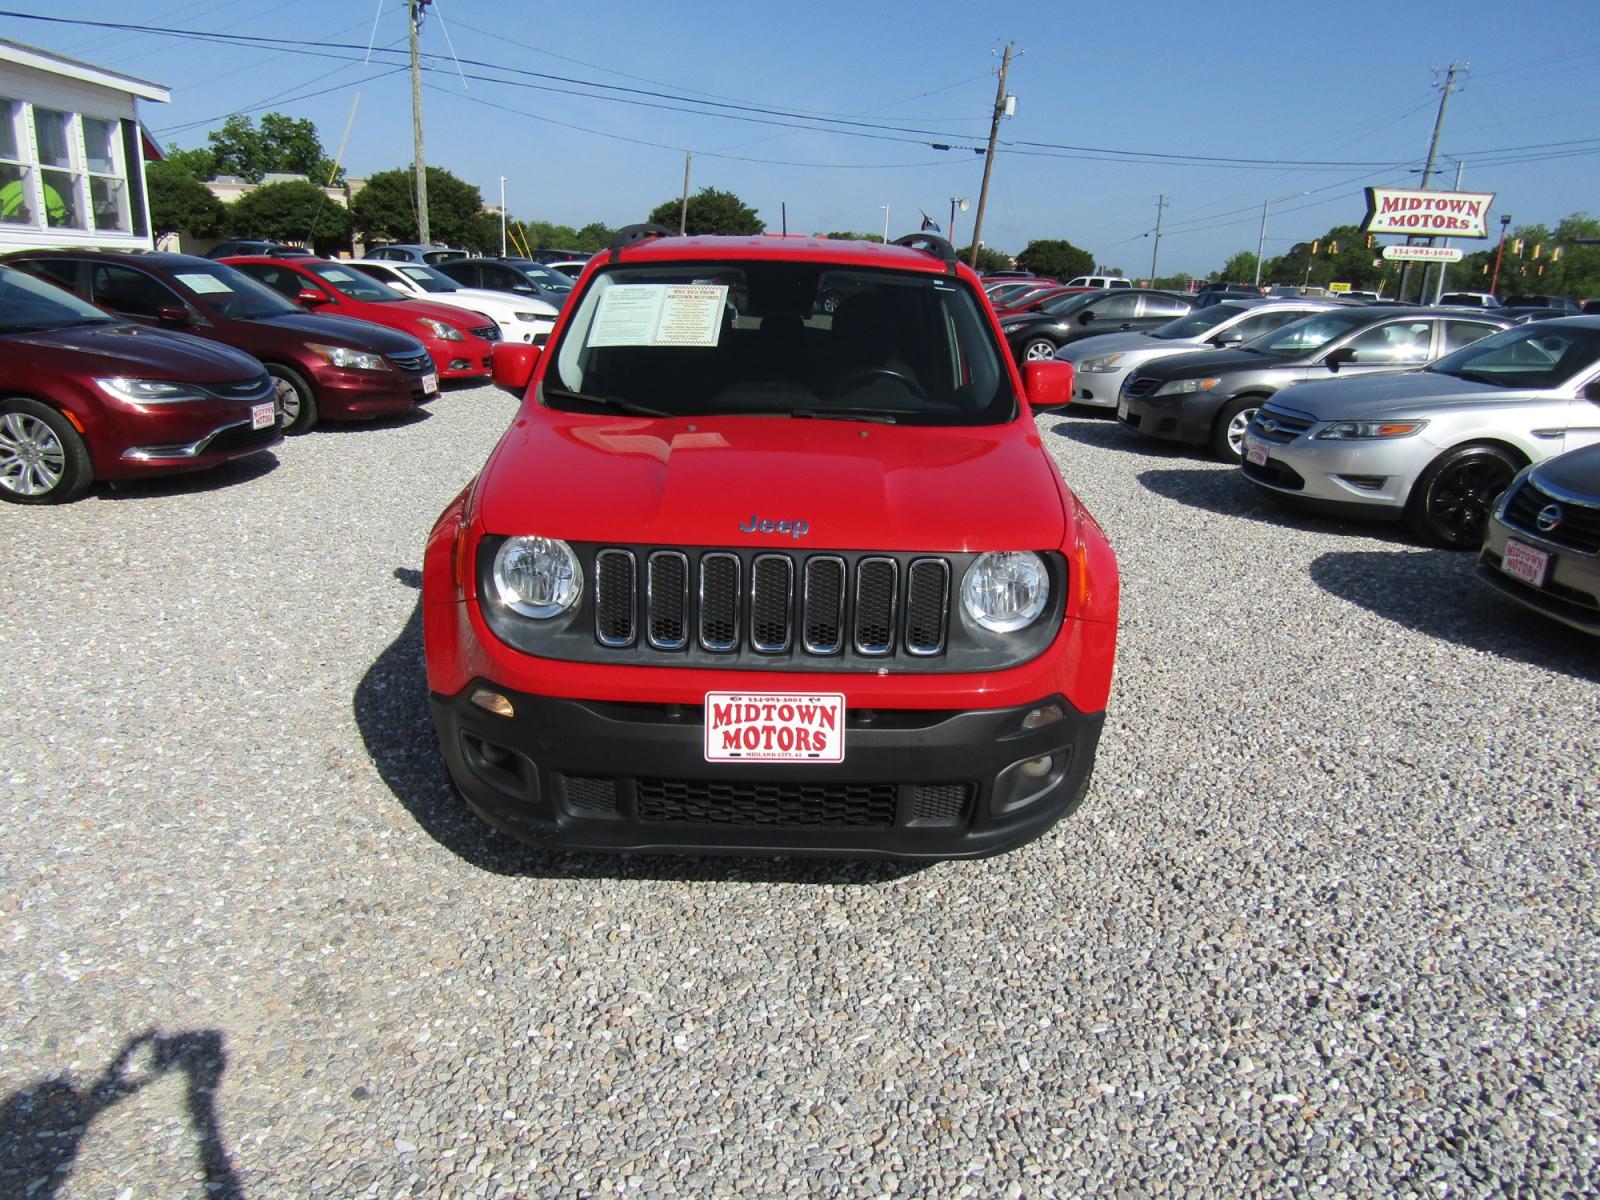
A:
[990,285,1097,318]
[0,265,281,504]
[422,228,1119,859]
[222,256,497,381]
[5,250,437,433]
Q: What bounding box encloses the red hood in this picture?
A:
[475,406,1069,552]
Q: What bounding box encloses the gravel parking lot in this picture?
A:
[2,385,1596,1198]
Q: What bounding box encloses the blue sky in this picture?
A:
[14,1,1600,276]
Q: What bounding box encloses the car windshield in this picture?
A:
[310,263,403,301]
[0,265,116,332]
[171,262,300,319]
[1427,323,1600,389]
[1152,303,1251,340]
[1036,291,1100,317]
[1244,309,1374,358]
[546,262,1013,425]
[382,263,461,294]
[510,261,572,290]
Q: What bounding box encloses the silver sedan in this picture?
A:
[1241,317,1600,548]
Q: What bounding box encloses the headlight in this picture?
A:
[961,551,1048,633]
[95,377,209,403]
[513,312,543,323]
[304,342,386,371]
[1078,353,1124,372]
[1154,377,1221,396]
[418,317,465,341]
[492,536,583,619]
[1314,419,1428,440]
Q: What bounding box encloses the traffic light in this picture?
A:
[1311,240,1319,255]
[1329,241,1338,254]
[1366,234,1373,248]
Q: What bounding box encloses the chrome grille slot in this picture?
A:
[594,549,636,646]
[750,554,795,653]
[802,556,846,655]
[647,551,689,649]
[905,559,950,655]
[854,557,899,656]
[699,553,740,651]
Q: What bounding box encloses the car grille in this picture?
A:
[1120,375,1160,401]
[202,421,279,455]
[469,324,500,342]
[1503,477,1600,554]
[387,350,432,374]
[1249,403,1316,445]
[1240,456,1306,491]
[556,775,976,828]
[590,548,952,659]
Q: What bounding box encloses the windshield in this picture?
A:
[510,261,572,291]
[546,262,1013,425]
[1152,303,1251,340]
[378,263,461,294]
[1244,309,1373,358]
[311,263,403,302]
[172,262,299,319]
[1428,323,1600,390]
[0,265,115,332]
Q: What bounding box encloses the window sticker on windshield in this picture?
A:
[589,283,728,347]
[175,273,234,294]
[319,269,355,283]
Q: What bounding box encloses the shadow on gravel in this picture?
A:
[0,1029,244,1199]
[1048,414,1201,459]
[354,568,924,884]
[97,452,279,502]
[306,406,432,435]
[1310,548,1600,681]
[1137,465,1418,544]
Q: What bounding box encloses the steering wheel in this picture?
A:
[828,365,922,397]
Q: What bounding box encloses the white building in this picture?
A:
[0,38,168,254]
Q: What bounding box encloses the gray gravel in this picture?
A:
[1,388,1596,1198]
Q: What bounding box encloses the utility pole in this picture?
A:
[968,42,1013,269]
[678,151,692,235]
[1431,158,1465,302]
[499,176,506,257]
[1149,194,1167,285]
[1398,62,1461,302]
[409,0,431,246]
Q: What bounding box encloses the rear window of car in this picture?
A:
[546,261,1013,426]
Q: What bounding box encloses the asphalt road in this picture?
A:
[1,385,1595,1198]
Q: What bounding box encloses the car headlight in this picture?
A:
[513,312,543,323]
[95,377,210,403]
[418,317,465,341]
[961,551,1048,633]
[1078,353,1124,372]
[492,536,583,619]
[1314,419,1428,440]
[304,342,386,371]
[1154,377,1221,396]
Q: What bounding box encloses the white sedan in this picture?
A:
[346,260,558,344]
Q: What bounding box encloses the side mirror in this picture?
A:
[1022,359,1074,409]
[1583,379,1600,402]
[296,288,330,308]
[492,342,542,393]
[1213,331,1244,346]
[1324,345,1357,371]
[1079,311,1096,324]
[157,305,193,326]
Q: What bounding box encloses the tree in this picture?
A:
[161,145,217,181]
[146,160,225,237]
[1014,239,1093,280]
[228,180,351,250]
[954,243,1012,274]
[206,113,343,185]
[820,230,885,243]
[349,166,485,246]
[646,188,761,236]
[1219,251,1260,284]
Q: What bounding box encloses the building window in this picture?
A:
[0,100,138,235]
[83,117,128,232]
[0,98,32,226]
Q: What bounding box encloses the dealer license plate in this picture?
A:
[251,402,275,430]
[1501,538,1551,588]
[421,371,439,396]
[1117,397,1130,421]
[704,692,845,763]
[1244,436,1269,467]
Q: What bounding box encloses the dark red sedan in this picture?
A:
[0,265,281,504]
[222,256,497,381]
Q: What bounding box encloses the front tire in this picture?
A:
[268,364,318,433]
[0,397,91,504]
[1404,443,1520,549]
[1209,396,1264,462]
[1020,337,1058,363]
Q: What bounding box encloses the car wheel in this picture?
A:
[1020,337,1058,363]
[0,397,92,504]
[1209,396,1264,462]
[1404,443,1521,550]
[268,364,318,434]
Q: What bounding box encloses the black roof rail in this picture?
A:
[890,232,959,275]
[608,223,676,261]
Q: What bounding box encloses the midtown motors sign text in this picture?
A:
[1362,188,1497,238]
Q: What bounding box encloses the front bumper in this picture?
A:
[307,364,431,419]
[1116,388,1221,445]
[431,686,1105,859]
[1476,511,1600,635]
[427,337,494,380]
[1072,365,1137,408]
[1239,428,1432,516]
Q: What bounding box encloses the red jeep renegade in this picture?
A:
[422,227,1119,859]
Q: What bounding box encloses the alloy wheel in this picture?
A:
[0,412,67,497]
[1426,455,1516,546]
[273,375,301,426]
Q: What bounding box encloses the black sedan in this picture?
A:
[1115,306,1511,461]
[1000,289,1194,363]
[432,257,573,309]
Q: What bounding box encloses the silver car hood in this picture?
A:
[1057,330,1170,361]
[1269,369,1545,420]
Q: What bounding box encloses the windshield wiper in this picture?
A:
[791,408,900,424]
[1444,369,1509,387]
[542,386,673,417]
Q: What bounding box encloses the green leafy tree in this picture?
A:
[349,166,485,246]
[206,113,343,184]
[1014,239,1094,280]
[1265,224,1383,291]
[646,187,761,236]
[228,180,351,251]
[1218,251,1260,284]
[574,222,615,252]
[820,230,885,243]
[146,160,226,237]
[161,145,218,180]
[955,243,1012,274]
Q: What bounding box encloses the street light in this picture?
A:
[948,196,970,246]
[1490,213,1513,297]
[1254,191,1308,288]
[880,205,890,243]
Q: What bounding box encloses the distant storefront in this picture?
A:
[0,38,169,255]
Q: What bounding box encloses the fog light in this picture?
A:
[1022,704,1065,730]
[1019,755,1054,779]
[450,359,471,371]
[470,688,515,717]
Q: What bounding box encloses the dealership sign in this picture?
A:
[1382,245,1465,263]
[1363,188,1496,238]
